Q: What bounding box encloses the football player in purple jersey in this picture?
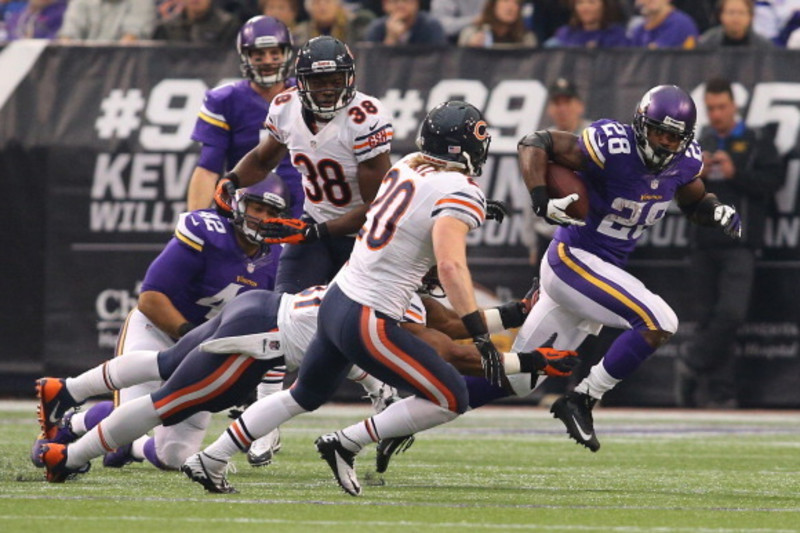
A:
[515,85,742,452]
[35,177,288,472]
[186,15,304,218]
[212,36,394,295]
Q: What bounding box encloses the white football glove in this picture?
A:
[546,194,586,227]
[713,204,742,239]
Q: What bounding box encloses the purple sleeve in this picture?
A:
[196,143,226,174]
[140,238,203,295]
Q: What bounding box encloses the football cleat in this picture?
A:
[30,410,79,467]
[375,434,415,474]
[181,452,238,494]
[550,391,600,452]
[36,378,78,440]
[247,428,282,467]
[365,384,401,414]
[40,443,90,483]
[315,433,361,496]
[103,443,142,468]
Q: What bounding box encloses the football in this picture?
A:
[545,162,589,220]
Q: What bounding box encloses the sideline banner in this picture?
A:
[1,44,798,405]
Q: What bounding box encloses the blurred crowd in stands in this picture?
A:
[2,0,800,50]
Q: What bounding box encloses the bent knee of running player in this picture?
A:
[352,310,469,414]
[152,352,270,425]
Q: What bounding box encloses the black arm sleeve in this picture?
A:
[518,130,555,159]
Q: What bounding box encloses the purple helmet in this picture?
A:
[632,85,697,172]
[233,173,289,244]
[237,16,293,88]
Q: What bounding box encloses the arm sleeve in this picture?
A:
[431,185,486,230]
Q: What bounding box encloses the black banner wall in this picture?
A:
[1,43,798,405]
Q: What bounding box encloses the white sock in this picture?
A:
[347,365,384,395]
[130,435,148,461]
[66,350,160,402]
[257,365,286,399]
[574,361,620,400]
[66,396,161,468]
[337,396,458,452]
[204,389,306,462]
[69,411,88,435]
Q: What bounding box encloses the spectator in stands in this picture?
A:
[698,0,774,48]
[218,0,261,24]
[673,0,716,33]
[261,0,299,29]
[153,0,240,44]
[4,0,66,40]
[528,0,571,44]
[788,23,800,46]
[546,0,629,47]
[363,0,447,45]
[58,0,156,42]
[628,0,698,48]
[430,0,484,43]
[676,77,783,409]
[458,0,537,48]
[292,0,374,45]
[752,0,800,42]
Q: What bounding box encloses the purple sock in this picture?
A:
[143,436,173,471]
[83,401,115,430]
[602,329,656,379]
[463,375,509,409]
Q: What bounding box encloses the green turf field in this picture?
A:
[1,401,798,533]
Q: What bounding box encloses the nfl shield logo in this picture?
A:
[269,340,280,350]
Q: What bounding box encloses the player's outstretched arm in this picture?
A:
[186,166,220,211]
[229,135,289,189]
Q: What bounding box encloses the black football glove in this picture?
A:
[258,218,330,244]
[486,199,510,223]
[474,333,506,387]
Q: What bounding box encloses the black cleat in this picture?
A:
[181,452,238,494]
[315,433,361,496]
[375,434,415,474]
[550,391,600,452]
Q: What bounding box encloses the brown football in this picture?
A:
[545,162,589,220]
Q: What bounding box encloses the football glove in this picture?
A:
[474,333,506,387]
[527,347,580,377]
[714,204,742,239]
[486,199,510,223]
[258,218,330,245]
[214,175,238,219]
[530,186,585,227]
[520,276,540,314]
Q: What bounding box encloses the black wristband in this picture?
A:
[177,322,196,337]
[316,222,330,240]
[222,171,240,189]
[530,186,549,216]
[461,310,488,338]
[496,301,527,329]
